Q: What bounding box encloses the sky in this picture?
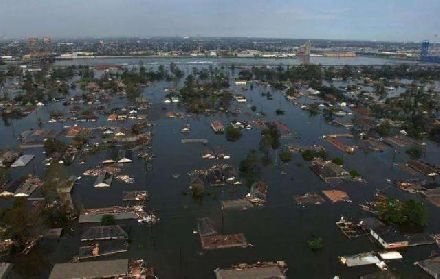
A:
[0,0,439,42]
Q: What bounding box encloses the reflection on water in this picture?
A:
[55,56,418,67]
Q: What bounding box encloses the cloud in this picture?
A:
[275,6,349,21]
[0,0,438,41]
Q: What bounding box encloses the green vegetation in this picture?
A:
[406,145,422,159]
[239,150,260,185]
[0,194,71,253]
[319,85,345,102]
[430,126,440,143]
[279,151,292,163]
[0,198,44,248]
[44,138,68,156]
[41,203,71,229]
[349,169,361,178]
[332,157,344,166]
[170,62,184,79]
[190,180,205,199]
[101,215,116,226]
[225,125,242,142]
[250,105,257,112]
[301,149,327,161]
[42,163,69,199]
[275,108,285,115]
[286,87,298,97]
[377,198,428,228]
[380,83,434,140]
[307,104,320,116]
[0,168,10,186]
[323,107,337,122]
[238,69,253,80]
[179,74,232,113]
[259,123,281,165]
[307,236,324,251]
[260,123,281,150]
[377,121,391,137]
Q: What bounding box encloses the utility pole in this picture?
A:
[221,208,224,234]
[392,149,397,168]
[179,246,184,278]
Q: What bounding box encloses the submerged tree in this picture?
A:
[260,123,281,150]
[1,198,44,248]
[307,236,324,251]
[225,125,242,142]
[239,150,260,185]
[406,145,422,159]
[101,215,116,226]
[377,198,428,228]
[279,151,292,163]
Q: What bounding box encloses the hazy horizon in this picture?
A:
[1,0,439,42]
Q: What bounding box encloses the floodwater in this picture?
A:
[2,57,439,278]
[55,55,418,67]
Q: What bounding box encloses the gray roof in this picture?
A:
[11,154,34,168]
[79,212,137,223]
[360,271,398,279]
[416,257,440,279]
[79,240,128,259]
[197,217,217,237]
[214,266,285,279]
[0,263,12,279]
[45,228,63,239]
[81,225,127,241]
[221,199,253,210]
[49,259,128,279]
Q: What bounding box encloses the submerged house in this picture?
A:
[407,160,438,177]
[49,259,129,279]
[311,159,350,183]
[19,129,57,146]
[0,178,25,197]
[197,217,218,237]
[214,261,287,279]
[416,256,440,279]
[14,176,44,199]
[11,154,34,168]
[246,181,268,204]
[79,225,128,260]
[65,125,85,138]
[189,177,205,196]
[211,121,225,133]
[360,217,408,249]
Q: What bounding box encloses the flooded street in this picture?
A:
[1,57,439,278]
